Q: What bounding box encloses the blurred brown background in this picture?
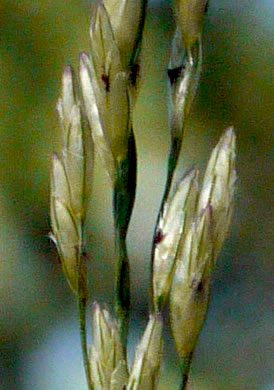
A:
[0,0,273,389]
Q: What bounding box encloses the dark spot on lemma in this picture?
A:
[192,278,204,295]
[154,229,165,245]
[167,65,184,85]
[101,73,110,91]
[205,1,209,13]
[81,250,88,261]
[196,280,204,293]
[129,63,140,86]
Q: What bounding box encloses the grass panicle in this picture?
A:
[50,1,237,389]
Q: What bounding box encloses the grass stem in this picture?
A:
[179,354,193,390]
[78,294,93,390]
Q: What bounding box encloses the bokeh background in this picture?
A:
[0,0,273,389]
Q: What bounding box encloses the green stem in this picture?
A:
[113,131,136,350]
[179,354,193,390]
[76,231,93,390]
[78,294,93,390]
[114,231,130,351]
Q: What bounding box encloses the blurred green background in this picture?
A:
[0,0,273,389]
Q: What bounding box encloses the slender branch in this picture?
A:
[113,130,137,351]
[77,234,93,390]
[114,231,130,352]
[78,293,93,390]
[179,354,193,390]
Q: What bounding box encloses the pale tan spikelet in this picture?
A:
[170,129,236,360]
[90,303,128,390]
[127,313,163,390]
[50,65,90,294]
[80,3,131,183]
[152,168,199,311]
[198,127,236,259]
[170,206,213,359]
[56,64,92,219]
[90,3,130,160]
